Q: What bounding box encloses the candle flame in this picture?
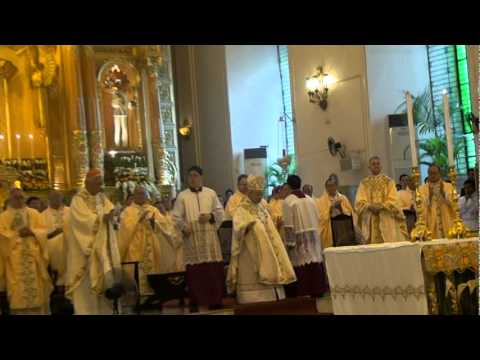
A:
[15,134,21,139]
[28,134,34,139]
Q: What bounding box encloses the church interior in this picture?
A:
[0,45,478,315]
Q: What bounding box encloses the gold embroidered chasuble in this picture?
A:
[355,174,408,244]
[418,181,456,239]
[118,203,182,295]
[0,207,52,310]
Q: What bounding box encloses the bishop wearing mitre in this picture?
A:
[118,186,181,296]
[65,169,122,315]
[226,174,269,220]
[355,156,409,243]
[41,190,69,288]
[0,188,52,314]
[227,176,296,304]
[417,164,456,239]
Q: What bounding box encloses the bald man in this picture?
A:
[355,156,408,243]
[418,164,456,239]
[0,188,52,314]
[65,169,122,315]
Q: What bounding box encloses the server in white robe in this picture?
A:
[41,190,69,287]
[65,169,122,315]
[172,166,225,312]
[459,179,478,231]
[283,175,328,298]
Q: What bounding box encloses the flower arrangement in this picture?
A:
[103,65,129,93]
[0,158,49,191]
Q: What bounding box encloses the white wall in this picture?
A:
[365,45,430,180]
[288,45,431,199]
[288,45,371,197]
[225,45,284,180]
[193,45,234,194]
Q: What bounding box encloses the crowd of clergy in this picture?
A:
[0,155,477,315]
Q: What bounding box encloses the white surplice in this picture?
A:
[459,192,479,231]
[283,194,323,267]
[65,189,121,315]
[41,206,70,286]
[397,189,415,211]
[171,187,224,265]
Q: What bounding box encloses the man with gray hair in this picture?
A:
[355,156,408,243]
[65,169,121,315]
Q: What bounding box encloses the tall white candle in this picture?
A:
[28,134,34,159]
[443,91,455,167]
[406,92,418,167]
[15,134,21,162]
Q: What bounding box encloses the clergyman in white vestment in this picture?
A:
[227,176,296,304]
[41,190,69,287]
[65,169,122,315]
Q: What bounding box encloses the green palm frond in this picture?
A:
[418,137,465,177]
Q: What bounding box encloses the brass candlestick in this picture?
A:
[446,166,468,239]
[410,166,432,242]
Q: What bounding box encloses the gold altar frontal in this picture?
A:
[0,45,180,201]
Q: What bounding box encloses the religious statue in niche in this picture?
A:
[28,45,58,129]
[103,64,137,148]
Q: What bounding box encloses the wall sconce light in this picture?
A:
[179,119,192,138]
[306,66,332,110]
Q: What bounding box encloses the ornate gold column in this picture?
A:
[80,45,104,171]
[0,59,17,159]
[59,45,89,189]
[148,71,166,186]
[145,45,180,197]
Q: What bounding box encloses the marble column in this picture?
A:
[59,45,89,189]
[80,45,104,171]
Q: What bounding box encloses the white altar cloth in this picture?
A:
[324,242,428,315]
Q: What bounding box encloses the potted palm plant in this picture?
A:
[395,88,466,177]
